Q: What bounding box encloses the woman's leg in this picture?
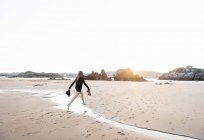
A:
[80,92,86,105]
[67,92,80,110]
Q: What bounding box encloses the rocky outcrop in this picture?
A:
[159,66,204,81]
[85,69,112,80]
[0,72,19,78]
[16,71,63,79]
[114,68,145,81]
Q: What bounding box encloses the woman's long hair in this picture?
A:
[76,71,84,82]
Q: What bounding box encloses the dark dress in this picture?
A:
[69,77,90,92]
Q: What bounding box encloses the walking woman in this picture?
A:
[67,71,91,111]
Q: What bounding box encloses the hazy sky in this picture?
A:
[0,0,204,73]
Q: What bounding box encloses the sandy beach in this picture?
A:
[0,78,204,140]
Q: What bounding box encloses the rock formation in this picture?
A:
[85,69,112,80]
[159,66,204,81]
[16,71,63,79]
[114,68,145,81]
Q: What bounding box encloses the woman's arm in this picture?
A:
[83,80,90,91]
[83,80,91,96]
[68,79,76,90]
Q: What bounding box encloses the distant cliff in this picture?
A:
[114,68,145,81]
[12,71,63,79]
[159,66,204,81]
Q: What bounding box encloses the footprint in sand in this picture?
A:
[60,114,65,117]
[169,121,172,125]
[85,133,92,138]
[49,129,57,133]
[128,116,135,119]
[117,131,125,136]
[145,120,150,123]
[26,131,40,136]
[101,134,106,139]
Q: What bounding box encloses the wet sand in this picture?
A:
[0,79,204,140]
[0,94,157,140]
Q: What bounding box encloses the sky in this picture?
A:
[0,0,204,73]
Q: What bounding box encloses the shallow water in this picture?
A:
[0,88,198,140]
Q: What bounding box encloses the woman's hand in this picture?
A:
[87,89,91,96]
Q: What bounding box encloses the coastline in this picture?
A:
[0,79,204,140]
[0,93,157,140]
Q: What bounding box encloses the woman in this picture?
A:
[67,71,91,111]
